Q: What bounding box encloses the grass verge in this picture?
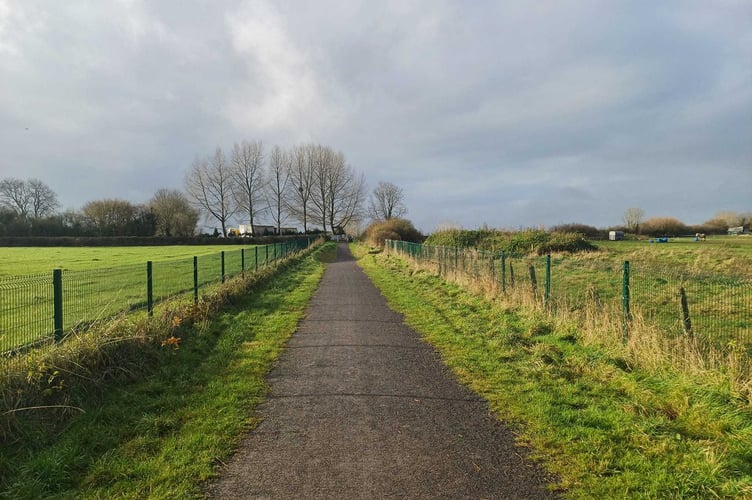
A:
[0,243,330,498]
[355,245,752,498]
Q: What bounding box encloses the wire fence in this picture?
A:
[385,240,752,354]
[0,239,313,357]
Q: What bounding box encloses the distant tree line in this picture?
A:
[0,178,199,238]
[0,143,407,239]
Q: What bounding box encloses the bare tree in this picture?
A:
[0,178,30,218]
[184,148,236,237]
[231,140,266,235]
[265,145,291,234]
[81,199,138,235]
[309,146,365,234]
[368,181,407,220]
[149,189,199,237]
[28,179,60,218]
[0,177,59,219]
[622,207,645,233]
[285,143,316,233]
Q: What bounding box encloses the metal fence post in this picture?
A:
[147,261,153,317]
[255,246,259,271]
[622,261,630,342]
[265,245,269,265]
[193,256,198,304]
[221,251,225,283]
[500,252,506,293]
[53,269,63,343]
[545,254,551,309]
[241,248,245,276]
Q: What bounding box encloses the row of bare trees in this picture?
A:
[185,141,367,237]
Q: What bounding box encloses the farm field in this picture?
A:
[552,236,751,346]
[392,234,752,351]
[0,243,298,353]
[0,245,258,276]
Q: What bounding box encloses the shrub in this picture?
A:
[537,232,597,255]
[364,218,424,247]
[640,217,690,237]
[548,223,603,239]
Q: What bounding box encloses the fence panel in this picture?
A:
[385,239,751,353]
[0,273,54,353]
[1,239,313,359]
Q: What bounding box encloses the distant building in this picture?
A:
[609,230,625,241]
[728,226,746,236]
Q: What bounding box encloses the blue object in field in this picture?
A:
[658,237,669,243]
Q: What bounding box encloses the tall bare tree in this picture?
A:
[231,140,266,235]
[309,145,365,234]
[28,179,60,218]
[81,198,138,236]
[185,148,236,237]
[149,189,199,237]
[265,145,291,234]
[368,181,407,220]
[622,207,645,233]
[0,177,59,219]
[285,143,316,233]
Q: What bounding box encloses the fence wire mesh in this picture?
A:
[386,240,751,355]
[0,240,311,359]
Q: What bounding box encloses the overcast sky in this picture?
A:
[1,1,750,232]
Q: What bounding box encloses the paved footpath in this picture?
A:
[207,244,557,499]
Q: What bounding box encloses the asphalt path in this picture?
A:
[207,243,557,499]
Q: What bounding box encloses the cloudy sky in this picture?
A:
[1,1,750,232]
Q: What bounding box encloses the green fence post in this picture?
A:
[53,269,63,343]
[545,254,551,309]
[147,261,153,317]
[241,248,245,276]
[622,261,630,342]
[221,251,225,283]
[265,245,269,265]
[193,256,198,304]
[255,246,259,271]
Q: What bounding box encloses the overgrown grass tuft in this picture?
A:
[0,242,330,498]
[356,246,752,498]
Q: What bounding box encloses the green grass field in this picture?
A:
[0,244,298,353]
[0,245,262,276]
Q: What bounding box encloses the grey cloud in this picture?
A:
[0,0,749,232]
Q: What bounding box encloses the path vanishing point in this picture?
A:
[207,243,557,499]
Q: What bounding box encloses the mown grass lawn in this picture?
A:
[356,245,752,498]
[0,245,260,276]
[0,243,295,352]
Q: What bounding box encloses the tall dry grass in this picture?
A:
[386,245,752,404]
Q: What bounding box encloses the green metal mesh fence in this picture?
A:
[386,240,751,353]
[0,240,312,358]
